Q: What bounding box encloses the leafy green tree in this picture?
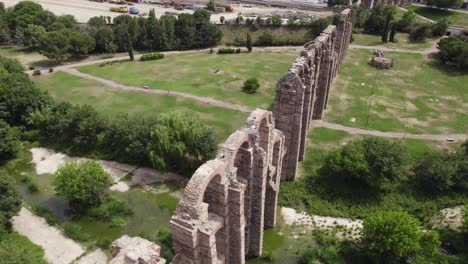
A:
[322,137,409,191]
[310,17,332,37]
[22,24,45,48]
[69,31,95,55]
[53,160,113,208]
[381,5,397,43]
[126,29,134,61]
[5,1,55,39]
[56,15,77,29]
[414,150,459,193]
[363,211,438,261]
[220,16,225,24]
[364,3,386,34]
[389,23,397,43]
[351,4,368,29]
[271,15,282,26]
[93,27,116,54]
[136,16,149,50]
[147,9,158,50]
[433,0,463,9]
[246,33,252,52]
[432,18,449,36]
[398,10,416,33]
[206,0,215,11]
[147,112,217,175]
[437,36,468,70]
[175,13,195,50]
[242,77,260,93]
[409,23,432,42]
[0,121,19,163]
[0,171,21,230]
[38,30,71,63]
[255,31,274,46]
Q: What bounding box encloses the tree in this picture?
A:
[0,121,19,163]
[322,137,409,191]
[381,5,397,43]
[53,160,113,208]
[364,3,386,34]
[93,27,116,54]
[246,33,252,52]
[147,9,158,51]
[389,23,397,43]
[271,15,282,26]
[362,211,438,261]
[409,23,432,42]
[175,13,195,50]
[255,31,274,46]
[398,10,416,33]
[126,29,134,61]
[147,112,217,175]
[38,30,70,64]
[22,24,45,48]
[433,0,463,9]
[206,0,215,11]
[432,18,449,36]
[242,77,260,93]
[437,36,468,70]
[220,16,225,24]
[0,171,21,230]
[310,17,332,37]
[69,31,95,55]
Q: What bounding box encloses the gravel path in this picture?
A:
[12,207,85,264]
[312,120,467,142]
[349,43,438,55]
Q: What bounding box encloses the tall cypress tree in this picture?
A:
[126,29,134,61]
[147,9,158,51]
[246,33,252,52]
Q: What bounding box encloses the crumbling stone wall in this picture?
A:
[170,9,352,264]
[274,9,352,181]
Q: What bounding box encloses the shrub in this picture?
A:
[217,48,237,54]
[363,211,429,260]
[409,23,432,42]
[432,19,449,37]
[48,68,53,73]
[53,160,113,209]
[242,77,260,94]
[140,52,165,61]
[235,48,241,53]
[110,216,126,227]
[30,205,58,226]
[88,195,131,221]
[27,183,39,193]
[0,120,20,163]
[32,69,41,76]
[322,137,409,191]
[437,36,468,70]
[414,150,461,193]
[96,238,111,249]
[28,66,35,70]
[63,222,89,241]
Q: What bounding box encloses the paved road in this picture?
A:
[311,120,467,142]
[61,68,255,113]
[12,207,85,264]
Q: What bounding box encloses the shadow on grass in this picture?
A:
[426,54,468,76]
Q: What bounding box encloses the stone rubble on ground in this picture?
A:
[110,235,166,264]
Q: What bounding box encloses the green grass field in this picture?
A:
[33,72,248,141]
[78,49,300,109]
[352,33,438,50]
[405,5,468,26]
[220,25,314,46]
[326,49,467,134]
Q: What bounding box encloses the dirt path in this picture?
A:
[61,68,255,113]
[311,120,467,141]
[12,207,85,264]
[349,44,437,55]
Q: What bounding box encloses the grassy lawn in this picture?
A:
[78,49,300,109]
[405,5,468,26]
[280,127,467,223]
[352,33,438,50]
[33,72,248,141]
[326,49,467,134]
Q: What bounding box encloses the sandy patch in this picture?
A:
[12,207,85,264]
[429,206,464,231]
[281,207,362,240]
[76,249,108,264]
[30,148,78,175]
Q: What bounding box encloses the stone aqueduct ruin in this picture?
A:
[169,9,353,264]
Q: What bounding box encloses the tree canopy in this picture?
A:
[53,160,113,208]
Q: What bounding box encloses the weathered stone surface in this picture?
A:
[171,8,353,264]
[369,56,394,69]
[110,235,166,264]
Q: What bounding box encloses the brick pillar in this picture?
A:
[313,41,333,120]
[228,184,246,264]
[273,73,305,181]
[299,57,314,161]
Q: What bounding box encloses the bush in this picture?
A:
[437,36,468,70]
[0,232,47,264]
[30,205,58,226]
[322,137,409,191]
[63,222,89,241]
[88,195,131,221]
[53,160,113,209]
[140,52,165,61]
[217,48,237,54]
[242,77,260,94]
[27,182,39,193]
[48,68,53,73]
[432,19,449,37]
[32,69,41,76]
[409,23,432,42]
[110,216,126,227]
[28,66,35,70]
[0,120,20,164]
[362,211,439,261]
[0,172,21,230]
[95,239,111,249]
[235,48,241,53]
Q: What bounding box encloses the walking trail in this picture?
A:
[12,207,85,264]
[311,120,467,141]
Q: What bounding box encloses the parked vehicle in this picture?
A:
[129,6,140,14]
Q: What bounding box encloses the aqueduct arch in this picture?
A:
[170,9,352,264]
